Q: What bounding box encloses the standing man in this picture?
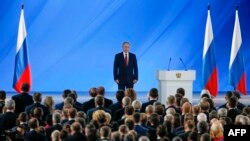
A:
[113,41,138,90]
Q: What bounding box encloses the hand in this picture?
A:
[115,80,119,84]
[133,79,138,84]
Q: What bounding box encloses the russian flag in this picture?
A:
[229,8,247,95]
[13,6,32,93]
[202,6,218,97]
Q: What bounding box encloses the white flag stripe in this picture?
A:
[203,10,214,58]
[16,9,27,53]
[229,10,242,68]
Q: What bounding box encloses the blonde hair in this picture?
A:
[92,110,107,124]
[51,130,60,141]
[210,120,224,139]
[132,100,142,111]
[125,88,137,101]
[44,96,54,110]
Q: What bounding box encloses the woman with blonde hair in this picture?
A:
[44,96,54,114]
[210,120,224,141]
[125,88,137,101]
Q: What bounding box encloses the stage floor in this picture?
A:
[6,92,250,108]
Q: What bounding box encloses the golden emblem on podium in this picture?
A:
[176,73,181,78]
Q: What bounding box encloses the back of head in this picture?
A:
[33,92,42,102]
[18,112,28,122]
[197,113,207,122]
[21,83,30,93]
[5,99,15,110]
[124,132,136,141]
[68,108,77,119]
[200,101,210,112]
[197,121,209,134]
[228,96,238,108]
[116,90,125,102]
[100,126,111,138]
[122,96,131,107]
[89,87,97,97]
[218,108,227,118]
[172,136,183,141]
[125,105,134,115]
[167,95,175,105]
[176,87,185,97]
[125,88,137,101]
[233,91,241,99]
[111,131,121,141]
[33,107,44,118]
[0,90,6,100]
[132,100,142,111]
[29,118,39,129]
[188,131,198,141]
[68,93,77,102]
[200,133,211,141]
[64,97,74,105]
[51,130,60,141]
[85,123,96,137]
[149,88,158,99]
[225,91,233,100]
[97,86,105,96]
[125,117,135,130]
[182,102,191,113]
[133,112,141,123]
[53,112,61,124]
[95,95,104,106]
[71,122,82,133]
[138,136,150,141]
[62,89,71,98]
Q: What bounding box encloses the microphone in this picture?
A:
[167,57,171,71]
[179,57,188,71]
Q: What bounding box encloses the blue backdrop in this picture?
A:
[0,0,250,92]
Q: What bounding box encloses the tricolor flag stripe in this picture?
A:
[202,8,218,97]
[13,7,32,93]
[229,9,246,95]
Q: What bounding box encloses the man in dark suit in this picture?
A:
[109,90,125,117]
[133,113,148,137]
[25,118,46,141]
[12,83,33,115]
[25,92,49,120]
[113,41,138,90]
[45,112,62,141]
[227,96,242,123]
[113,96,131,121]
[65,122,87,141]
[86,95,112,122]
[82,87,97,113]
[140,88,158,113]
[54,89,72,110]
[97,86,113,108]
[0,100,17,140]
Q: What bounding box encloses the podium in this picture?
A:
[156,70,196,105]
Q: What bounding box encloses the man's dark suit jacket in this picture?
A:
[0,112,17,135]
[140,100,157,113]
[134,124,149,136]
[45,124,62,141]
[82,98,95,113]
[113,108,124,121]
[227,108,242,123]
[113,52,138,84]
[109,102,123,117]
[25,102,50,120]
[104,97,113,108]
[12,92,33,115]
[65,132,87,141]
[86,106,112,122]
[25,130,46,141]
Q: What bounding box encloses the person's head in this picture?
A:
[124,132,136,141]
[228,96,238,108]
[53,112,61,124]
[209,110,218,120]
[33,107,43,119]
[68,108,77,119]
[233,91,241,99]
[97,86,105,96]
[64,97,74,105]
[188,131,198,141]
[133,112,141,123]
[116,90,125,102]
[140,113,147,124]
[89,87,97,97]
[44,96,54,109]
[122,96,132,107]
[100,126,111,139]
[125,105,134,116]
[206,98,215,110]
[210,120,224,139]
[197,113,207,122]
[197,121,209,134]
[125,88,137,101]
[122,41,130,53]
[0,90,6,100]
[156,125,167,138]
[148,113,159,126]
[138,136,150,141]
[21,83,30,93]
[175,93,183,107]
[184,120,194,132]
[5,99,15,110]
[176,87,185,97]
[33,92,42,103]
[71,122,82,134]
[154,104,164,116]
[85,124,97,137]
[29,118,39,129]
[243,107,250,115]
[95,95,104,107]
[200,89,211,99]
[118,124,129,135]
[166,107,176,116]
[68,93,77,102]
[218,108,227,118]
[51,130,60,141]
[132,100,142,111]
[77,111,86,119]
[76,117,86,130]
[182,102,192,114]
[172,136,183,141]
[145,105,154,115]
[225,91,233,101]
[192,105,200,116]
[199,101,210,112]
[125,117,135,130]
[200,133,211,141]
[62,89,71,99]
[184,113,194,122]
[92,110,107,124]
[18,112,28,123]
[148,88,158,100]
[167,95,175,106]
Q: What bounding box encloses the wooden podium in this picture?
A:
[156,70,196,105]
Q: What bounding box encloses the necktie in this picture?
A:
[125,53,128,66]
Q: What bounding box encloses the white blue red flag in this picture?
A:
[13,6,32,93]
[229,8,246,95]
[202,7,218,97]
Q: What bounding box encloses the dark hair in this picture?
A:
[157,125,167,138]
[125,118,134,130]
[122,41,130,46]
[133,113,141,123]
[100,126,111,138]
[228,96,238,108]
[149,88,158,98]
[18,112,28,123]
[97,86,105,95]
[32,107,44,118]
[176,87,185,96]
[33,92,42,102]
[225,91,233,98]
[62,89,72,98]
[116,90,125,102]
[21,83,30,92]
[28,118,38,129]
[95,95,104,106]
[0,90,6,99]
[89,87,97,97]
[200,133,211,141]
[149,113,159,126]
[188,131,198,141]
[233,91,241,99]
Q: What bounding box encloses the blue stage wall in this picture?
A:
[0,0,250,92]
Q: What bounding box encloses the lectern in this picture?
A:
[156,70,196,105]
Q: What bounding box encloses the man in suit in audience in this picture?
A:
[25,118,46,141]
[227,96,242,123]
[109,90,125,117]
[233,91,246,110]
[140,88,158,113]
[45,112,62,141]
[82,87,97,113]
[54,89,72,110]
[133,113,148,137]
[178,120,194,141]
[86,95,112,122]
[65,122,87,141]
[97,86,113,108]
[218,91,233,109]
[113,41,138,90]
[113,96,131,121]
[12,83,33,115]
[25,92,50,120]
[0,90,6,114]
[64,108,77,125]
[0,100,17,140]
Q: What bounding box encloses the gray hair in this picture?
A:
[64,97,74,105]
[132,100,142,110]
[197,113,207,122]
[5,99,15,109]
[138,136,150,141]
[122,96,131,107]
[218,108,227,118]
